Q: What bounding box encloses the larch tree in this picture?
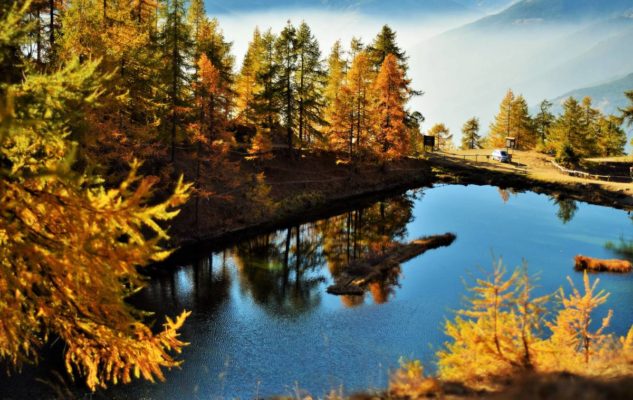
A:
[372,53,409,159]
[428,123,453,151]
[461,117,482,150]
[549,97,586,160]
[511,95,536,150]
[0,4,190,390]
[323,40,347,147]
[346,51,375,157]
[236,28,265,126]
[59,0,166,170]
[274,21,298,151]
[596,115,627,156]
[295,22,326,149]
[488,89,516,148]
[159,0,192,162]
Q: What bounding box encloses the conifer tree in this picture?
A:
[596,115,627,156]
[159,0,193,162]
[236,28,265,126]
[372,53,408,158]
[253,29,280,132]
[274,21,298,151]
[461,117,481,149]
[428,123,453,150]
[549,97,585,159]
[346,51,374,157]
[620,90,633,128]
[367,25,408,72]
[534,99,555,148]
[511,95,536,149]
[488,90,515,148]
[0,5,190,389]
[324,40,347,145]
[295,22,326,148]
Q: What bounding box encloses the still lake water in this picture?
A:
[103,184,633,399]
[2,184,632,399]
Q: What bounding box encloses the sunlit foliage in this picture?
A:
[0,2,190,390]
[436,262,633,391]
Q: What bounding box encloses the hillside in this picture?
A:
[204,0,472,15]
[462,0,633,30]
[550,73,633,116]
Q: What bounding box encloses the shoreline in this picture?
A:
[157,151,633,271]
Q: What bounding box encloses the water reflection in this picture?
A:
[233,224,327,316]
[552,197,578,224]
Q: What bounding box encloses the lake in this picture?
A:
[108,184,633,398]
[2,184,632,399]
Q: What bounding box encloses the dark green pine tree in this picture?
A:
[253,29,280,131]
[295,22,326,149]
[461,117,481,149]
[274,21,298,151]
[534,99,555,147]
[367,25,408,72]
[159,0,192,162]
[620,90,633,127]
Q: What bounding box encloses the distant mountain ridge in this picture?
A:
[462,0,633,30]
[203,0,498,15]
[549,73,633,116]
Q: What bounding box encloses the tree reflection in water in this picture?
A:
[233,223,327,316]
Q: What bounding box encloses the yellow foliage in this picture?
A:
[437,263,633,391]
[0,5,191,390]
[389,359,442,399]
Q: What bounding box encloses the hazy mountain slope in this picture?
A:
[204,0,471,15]
[460,0,633,30]
[549,73,633,116]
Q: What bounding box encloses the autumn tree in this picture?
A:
[59,0,166,170]
[488,90,535,150]
[0,4,190,390]
[252,30,280,134]
[372,53,409,159]
[236,28,265,126]
[323,40,347,147]
[461,117,482,149]
[549,97,586,161]
[295,22,326,149]
[596,115,627,156]
[428,123,453,151]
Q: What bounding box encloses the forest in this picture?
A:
[2,0,633,397]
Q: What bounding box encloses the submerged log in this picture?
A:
[327,233,456,296]
[574,255,632,273]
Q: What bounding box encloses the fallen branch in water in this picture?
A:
[327,233,457,296]
[574,255,632,273]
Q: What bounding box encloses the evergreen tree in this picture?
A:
[578,96,600,155]
[372,53,408,158]
[236,28,265,126]
[367,25,408,72]
[295,22,326,148]
[428,123,453,150]
[159,0,193,162]
[274,21,298,151]
[461,117,482,149]
[534,99,555,148]
[253,29,280,131]
[620,90,633,128]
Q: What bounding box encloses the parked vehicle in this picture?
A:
[492,149,511,162]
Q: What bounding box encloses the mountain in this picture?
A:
[204,0,473,16]
[549,73,633,116]
[460,0,633,30]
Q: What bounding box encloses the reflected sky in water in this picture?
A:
[2,185,632,399]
